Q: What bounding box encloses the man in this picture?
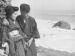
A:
[16,4,40,56]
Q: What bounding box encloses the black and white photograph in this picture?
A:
[0,0,75,56]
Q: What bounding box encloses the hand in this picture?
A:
[28,38,34,46]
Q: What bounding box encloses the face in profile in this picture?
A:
[11,12,17,20]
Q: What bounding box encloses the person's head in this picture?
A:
[20,4,30,15]
[5,6,19,20]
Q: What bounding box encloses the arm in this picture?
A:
[32,19,40,39]
[2,26,9,42]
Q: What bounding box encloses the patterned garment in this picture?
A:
[7,19,26,56]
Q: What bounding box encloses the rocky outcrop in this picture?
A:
[52,21,71,30]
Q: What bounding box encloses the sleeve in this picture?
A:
[2,27,10,42]
[32,19,40,39]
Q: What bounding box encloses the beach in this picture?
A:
[35,18,75,52]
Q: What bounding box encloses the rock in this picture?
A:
[52,20,71,30]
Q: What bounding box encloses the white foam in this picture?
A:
[35,19,75,52]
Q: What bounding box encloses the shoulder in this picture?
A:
[16,15,22,21]
[28,16,37,27]
[28,16,36,22]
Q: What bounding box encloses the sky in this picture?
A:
[12,0,75,11]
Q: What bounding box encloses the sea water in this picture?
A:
[32,10,75,52]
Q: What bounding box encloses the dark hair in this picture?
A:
[5,6,19,18]
[20,4,30,13]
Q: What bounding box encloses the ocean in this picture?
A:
[31,10,75,52]
[31,10,75,28]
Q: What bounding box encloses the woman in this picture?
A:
[4,6,26,56]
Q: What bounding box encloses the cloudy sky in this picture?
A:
[12,0,75,11]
